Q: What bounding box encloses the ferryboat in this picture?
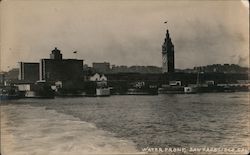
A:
[16,81,55,99]
[126,81,158,95]
[158,81,184,94]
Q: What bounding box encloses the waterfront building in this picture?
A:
[193,64,248,73]
[40,48,84,83]
[89,73,110,96]
[92,62,110,73]
[162,29,175,73]
[19,62,40,82]
[110,65,161,73]
[89,73,107,82]
[0,73,5,86]
[90,73,102,81]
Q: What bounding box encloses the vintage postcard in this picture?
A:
[0,0,249,155]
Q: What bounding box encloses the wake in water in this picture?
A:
[1,93,249,155]
[0,104,138,155]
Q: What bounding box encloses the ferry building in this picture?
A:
[162,29,175,73]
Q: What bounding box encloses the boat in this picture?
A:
[17,81,55,99]
[158,85,184,94]
[24,90,54,99]
[126,82,158,95]
[55,88,86,97]
[0,86,21,100]
[126,88,158,95]
[158,81,184,94]
[96,87,111,97]
[184,86,197,94]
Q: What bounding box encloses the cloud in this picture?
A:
[0,1,249,71]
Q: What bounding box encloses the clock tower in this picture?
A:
[162,29,175,73]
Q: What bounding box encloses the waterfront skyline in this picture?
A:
[0,0,249,71]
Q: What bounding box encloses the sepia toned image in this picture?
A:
[0,0,249,155]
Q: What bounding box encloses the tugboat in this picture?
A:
[184,85,198,94]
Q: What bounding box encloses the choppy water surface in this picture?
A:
[1,92,249,154]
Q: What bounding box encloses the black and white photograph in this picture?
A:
[0,0,249,154]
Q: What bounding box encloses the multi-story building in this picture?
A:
[40,48,84,83]
[92,62,110,73]
[19,62,40,82]
[162,29,175,73]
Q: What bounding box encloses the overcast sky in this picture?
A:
[0,0,249,71]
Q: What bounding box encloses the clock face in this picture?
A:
[162,55,167,64]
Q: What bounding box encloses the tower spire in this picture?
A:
[166,29,170,39]
[50,47,62,60]
[162,29,175,73]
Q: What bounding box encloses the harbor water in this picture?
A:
[1,92,249,154]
